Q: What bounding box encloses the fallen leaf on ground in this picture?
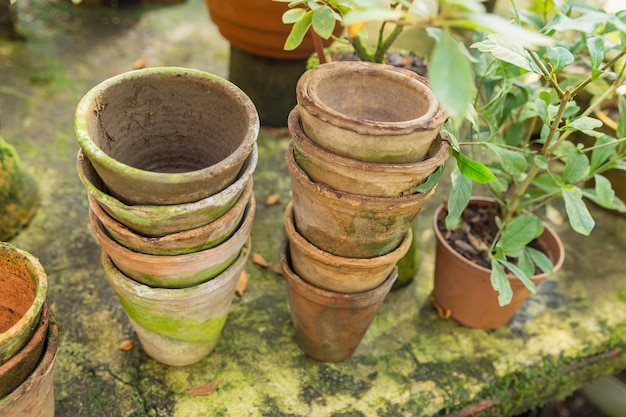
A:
[118,339,135,351]
[187,378,221,396]
[265,193,280,206]
[236,271,248,297]
[252,252,270,268]
[133,58,147,69]
[272,265,283,276]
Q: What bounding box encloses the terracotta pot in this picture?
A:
[76,145,258,237]
[0,242,48,366]
[280,241,397,362]
[89,178,253,255]
[284,201,411,293]
[289,108,450,197]
[0,136,39,241]
[101,241,250,366]
[432,198,565,329]
[74,66,259,205]
[89,194,255,289]
[286,144,435,258]
[0,316,59,417]
[296,61,448,163]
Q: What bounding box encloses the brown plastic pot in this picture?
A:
[280,240,397,362]
[284,201,411,293]
[286,144,435,258]
[289,108,450,197]
[432,198,565,329]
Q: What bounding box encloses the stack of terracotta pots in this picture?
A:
[74,67,259,366]
[281,61,450,362]
[0,242,59,417]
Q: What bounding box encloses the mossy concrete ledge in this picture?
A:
[2,0,625,415]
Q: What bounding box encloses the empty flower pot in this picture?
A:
[101,241,250,366]
[76,145,258,237]
[74,66,259,205]
[296,61,447,163]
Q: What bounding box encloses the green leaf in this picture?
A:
[593,174,616,207]
[342,8,403,25]
[413,164,444,193]
[445,165,472,230]
[562,147,589,183]
[485,143,528,176]
[452,150,497,184]
[547,47,575,73]
[518,250,535,278]
[526,247,554,274]
[568,116,603,132]
[282,8,306,23]
[499,215,544,255]
[429,30,474,121]
[283,11,313,50]
[534,155,548,170]
[490,260,513,306]
[499,259,537,294]
[587,37,604,73]
[561,185,595,235]
[618,94,626,139]
[590,135,617,173]
[472,34,535,73]
[312,6,336,39]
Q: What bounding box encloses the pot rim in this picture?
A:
[74,67,259,185]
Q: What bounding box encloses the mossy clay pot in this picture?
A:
[76,145,258,237]
[74,67,259,205]
[89,195,255,289]
[0,137,39,241]
[289,108,450,197]
[296,61,448,164]
[432,197,565,330]
[0,242,48,366]
[284,201,411,294]
[0,317,58,417]
[101,241,251,366]
[89,179,253,256]
[286,145,435,258]
[280,242,397,363]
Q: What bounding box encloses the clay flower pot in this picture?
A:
[0,136,39,241]
[0,242,48,366]
[74,66,259,205]
[284,201,411,293]
[89,194,255,289]
[88,179,253,256]
[0,300,49,399]
[289,108,450,197]
[76,145,258,237]
[286,145,435,258]
[101,241,250,366]
[296,61,448,163]
[432,198,566,329]
[280,241,397,362]
[0,316,59,417]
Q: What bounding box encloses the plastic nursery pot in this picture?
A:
[88,178,253,256]
[286,144,435,258]
[0,316,59,417]
[284,201,411,294]
[0,300,49,399]
[0,242,48,366]
[280,241,397,363]
[431,198,565,329]
[101,241,251,366]
[0,136,39,241]
[89,194,255,289]
[76,145,258,237]
[296,61,448,164]
[74,66,259,205]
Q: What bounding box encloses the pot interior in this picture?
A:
[0,256,36,332]
[86,75,250,173]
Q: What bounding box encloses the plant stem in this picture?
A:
[312,31,327,64]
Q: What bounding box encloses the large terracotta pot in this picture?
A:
[432,198,565,329]
[74,67,259,205]
[286,144,435,258]
[296,61,448,163]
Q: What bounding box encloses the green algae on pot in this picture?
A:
[101,240,251,366]
[74,66,259,205]
[0,242,48,366]
[0,136,39,241]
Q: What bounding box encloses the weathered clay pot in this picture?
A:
[280,241,397,362]
[0,316,59,417]
[284,201,411,293]
[289,108,450,197]
[101,241,250,366]
[0,137,39,241]
[296,61,447,163]
[432,198,565,329]
[74,66,259,205]
[76,145,258,237]
[89,194,255,289]
[89,179,253,256]
[0,242,48,366]
[0,300,49,399]
[286,144,435,258]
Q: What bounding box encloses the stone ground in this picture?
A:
[1,0,625,416]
